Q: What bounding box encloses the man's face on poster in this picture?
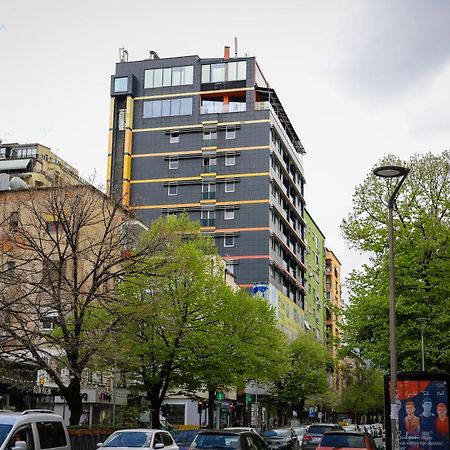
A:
[422,400,432,415]
[437,404,447,419]
[406,403,416,416]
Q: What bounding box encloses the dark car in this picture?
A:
[191,429,269,450]
[262,428,300,450]
[301,424,344,450]
[317,431,378,450]
[174,429,201,450]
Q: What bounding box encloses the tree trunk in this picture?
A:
[208,387,216,429]
[147,389,162,429]
[62,376,82,425]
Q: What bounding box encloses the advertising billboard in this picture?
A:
[384,372,449,450]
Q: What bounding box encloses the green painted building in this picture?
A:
[304,209,326,342]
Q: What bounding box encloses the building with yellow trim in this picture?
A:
[108,49,308,335]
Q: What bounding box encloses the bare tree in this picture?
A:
[0,185,158,424]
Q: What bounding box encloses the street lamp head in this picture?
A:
[373,165,410,178]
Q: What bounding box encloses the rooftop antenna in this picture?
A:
[149,50,160,60]
[119,48,129,63]
[234,37,238,58]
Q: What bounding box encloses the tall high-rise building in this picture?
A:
[304,209,326,342]
[108,48,307,338]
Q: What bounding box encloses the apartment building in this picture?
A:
[108,48,307,338]
[0,142,79,189]
[304,209,326,341]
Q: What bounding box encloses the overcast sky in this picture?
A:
[1,0,449,290]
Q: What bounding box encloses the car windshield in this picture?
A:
[104,431,152,447]
[263,429,291,438]
[308,426,334,435]
[175,430,199,443]
[192,434,240,449]
[321,434,366,448]
[0,424,13,446]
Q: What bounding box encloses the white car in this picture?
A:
[0,409,70,450]
[98,429,179,450]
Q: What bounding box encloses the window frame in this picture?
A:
[225,180,235,193]
[224,209,235,220]
[169,132,180,144]
[168,184,178,196]
[168,158,179,170]
[224,235,235,248]
[225,153,236,166]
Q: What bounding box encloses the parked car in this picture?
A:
[317,431,377,450]
[191,430,269,450]
[292,428,307,440]
[225,428,260,435]
[98,429,178,450]
[174,429,201,450]
[301,424,344,450]
[0,409,70,450]
[262,428,300,450]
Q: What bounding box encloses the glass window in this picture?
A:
[227,62,237,81]
[153,68,163,88]
[162,433,174,446]
[224,235,234,247]
[152,100,162,118]
[237,61,247,80]
[169,132,179,144]
[169,158,179,170]
[203,130,217,140]
[201,64,210,83]
[37,421,67,449]
[183,65,194,85]
[225,181,235,193]
[226,127,236,139]
[118,109,126,130]
[168,184,178,196]
[180,97,193,115]
[162,100,171,117]
[172,67,182,86]
[163,68,172,87]
[171,98,181,116]
[143,102,152,118]
[225,154,235,166]
[211,63,226,82]
[144,69,154,89]
[114,77,128,92]
[224,209,234,220]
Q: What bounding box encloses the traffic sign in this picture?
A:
[216,391,225,401]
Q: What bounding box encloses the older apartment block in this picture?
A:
[108,48,307,338]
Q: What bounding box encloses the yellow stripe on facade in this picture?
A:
[131,199,270,210]
[131,176,202,184]
[134,87,254,101]
[133,119,270,133]
[130,172,269,184]
[217,172,269,179]
[131,145,270,159]
[215,227,270,233]
[109,98,115,129]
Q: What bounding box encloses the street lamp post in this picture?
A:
[373,165,410,450]
[417,318,429,371]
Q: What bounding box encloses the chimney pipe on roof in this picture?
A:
[234,37,238,57]
[224,46,230,60]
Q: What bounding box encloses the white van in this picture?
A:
[0,410,71,450]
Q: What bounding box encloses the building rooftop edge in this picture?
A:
[304,208,326,239]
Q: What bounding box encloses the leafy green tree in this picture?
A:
[270,332,331,421]
[342,151,450,372]
[339,364,384,423]
[180,288,288,427]
[114,215,285,428]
